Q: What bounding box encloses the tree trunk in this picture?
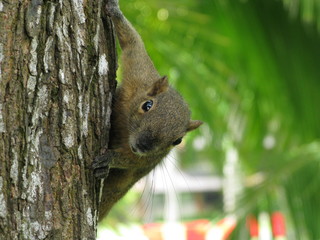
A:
[0,0,116,239]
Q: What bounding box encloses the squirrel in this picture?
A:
[93,0,203,219]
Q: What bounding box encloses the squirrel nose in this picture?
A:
[136,139,154,153]
[135,132,156,153]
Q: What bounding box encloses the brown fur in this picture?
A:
[93,0,202,219]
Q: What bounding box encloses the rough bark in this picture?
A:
[0,0,116,239]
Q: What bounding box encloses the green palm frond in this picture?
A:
[282,0,320,30]
[116,0,320,238]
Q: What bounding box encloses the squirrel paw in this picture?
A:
[92,154,111,179]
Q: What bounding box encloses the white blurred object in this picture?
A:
[164,150,180,222]
[97,224,148,240]
[206,215,237,240]
[162,222,186,240]
[259,212,272,240]
[223,147,242,213]
[263,134,276,150]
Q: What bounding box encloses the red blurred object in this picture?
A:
[271,212,286,237]
[246,215,259,237]
[185,219,210,240]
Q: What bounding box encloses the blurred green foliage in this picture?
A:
[106,0,320,239]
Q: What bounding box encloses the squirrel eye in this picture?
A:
[141,100,153,112]
[172,138,182,146]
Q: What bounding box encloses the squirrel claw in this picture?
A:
[92,154,111,178]
[92,154,110,168]
[94,167,110,179]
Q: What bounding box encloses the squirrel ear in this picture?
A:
[147,76,169,96]
[187,120,203,132]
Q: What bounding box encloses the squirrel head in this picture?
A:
[128,76,202,157]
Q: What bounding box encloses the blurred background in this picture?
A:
[98,0,320,239]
